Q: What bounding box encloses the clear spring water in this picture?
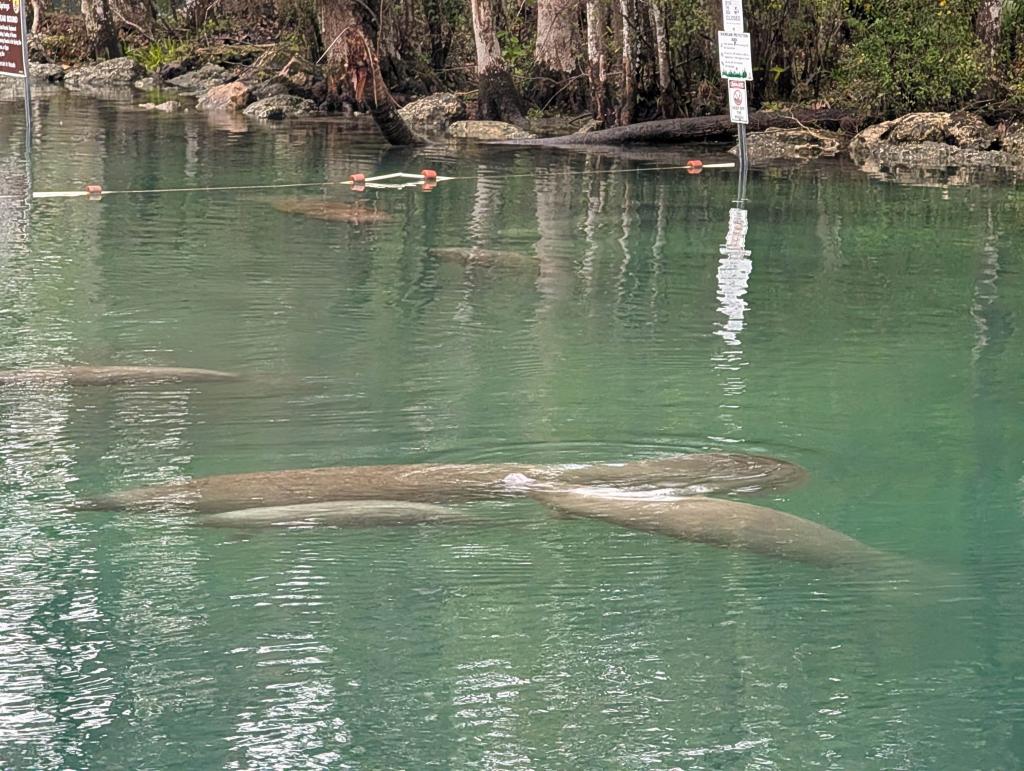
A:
[2,89,1024,769]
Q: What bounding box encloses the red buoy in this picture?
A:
[350,173,366,183]
[421,169,438,181]
[85,184,103,197]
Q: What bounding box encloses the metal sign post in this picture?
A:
[1,0,32,157]
[718,0,749,170]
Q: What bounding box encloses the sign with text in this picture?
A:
[728,79,748,124]
[721,0,744,32]
[0,0,26,78]
[717,31,752,81]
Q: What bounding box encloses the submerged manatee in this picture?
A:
[86,453,808,513]
[0,366,241,386]
[196,500,472,528]
[269,197,393,224]
[428,247,536,266]
[531,488,883,568]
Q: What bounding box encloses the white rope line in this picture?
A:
[27,163,736,200]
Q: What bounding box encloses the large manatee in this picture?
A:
[84,453,807,513]
[530,488,883,568]
[0,366,241,386]
[196,500,473,529]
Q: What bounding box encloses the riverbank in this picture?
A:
[9,46,1024,185]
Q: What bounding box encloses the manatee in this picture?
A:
[0,366,241,386]
[195,500,472,529]
[85,453,808,513]
[531,487,884,568]
[428,247,536,266]
[270,197,393,224]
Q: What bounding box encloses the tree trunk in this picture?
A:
[618,0,636,125]
[315,0,423,145]
[81,0,121,59]
[649,0,672,115]
[586,0,610,124]
[30,0,48,34]
[975,0,1007,53]
[470,0,527,125]
[424,0,449,70]
[499,108,866,145]
[536,0,580,75]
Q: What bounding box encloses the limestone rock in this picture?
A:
[740,127,845,163]
[64,58,145,90]
[243,94,317,120]
[398,93,468,136]
[250,78,290,102]
[849,112,1007,178]
[446,120,536,140]
[886,112,949,144]
[29,63,65,83]
[198,82,253,111]
[168,63,232,92]
[999,124,1024,156]
[945,112,996,150]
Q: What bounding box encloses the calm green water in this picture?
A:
[2,90,1024,769]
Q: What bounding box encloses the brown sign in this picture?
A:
[0,0,26,78]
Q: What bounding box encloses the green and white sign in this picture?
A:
[717,31,752,81]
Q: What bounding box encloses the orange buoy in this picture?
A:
[350,173,366,183]
[686,160,704,175]
[85,184,103,198]
[421,169,438,181]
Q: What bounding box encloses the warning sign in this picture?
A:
[728,79,748,124]
[0,0,26,78]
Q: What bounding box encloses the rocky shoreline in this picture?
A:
[11,53,1024,180]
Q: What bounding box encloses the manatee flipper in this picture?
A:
[195,500,475,529]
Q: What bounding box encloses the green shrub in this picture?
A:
[834,0,986,114]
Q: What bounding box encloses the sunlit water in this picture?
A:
[2,89,1023,769]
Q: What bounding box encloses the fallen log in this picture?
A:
[498,108,869,146]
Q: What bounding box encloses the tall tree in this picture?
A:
[536,0,580,76]
[30,0,47,34]
[649,0,672,114]
[617,0,637,124]
[469,0,527,124]
[81,0,121,59]
[585,0,610,124]
[315,0,422,145]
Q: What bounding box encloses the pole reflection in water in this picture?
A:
[712,166,752,436]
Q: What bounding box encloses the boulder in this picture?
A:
[1002,125,1024,156]
[167,63,232,92]
[398,93,467,136]
[740,127,845,163]
[29,63,65,83]
[64,57,145,90]
[243,94,317,119]
[250,78,290,102]
[446,120,536,140]
[197,82,253,111]
[886,112,949,144]
[945,112,996,150]
[849,112,1007,177]
[138,100,182,112]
